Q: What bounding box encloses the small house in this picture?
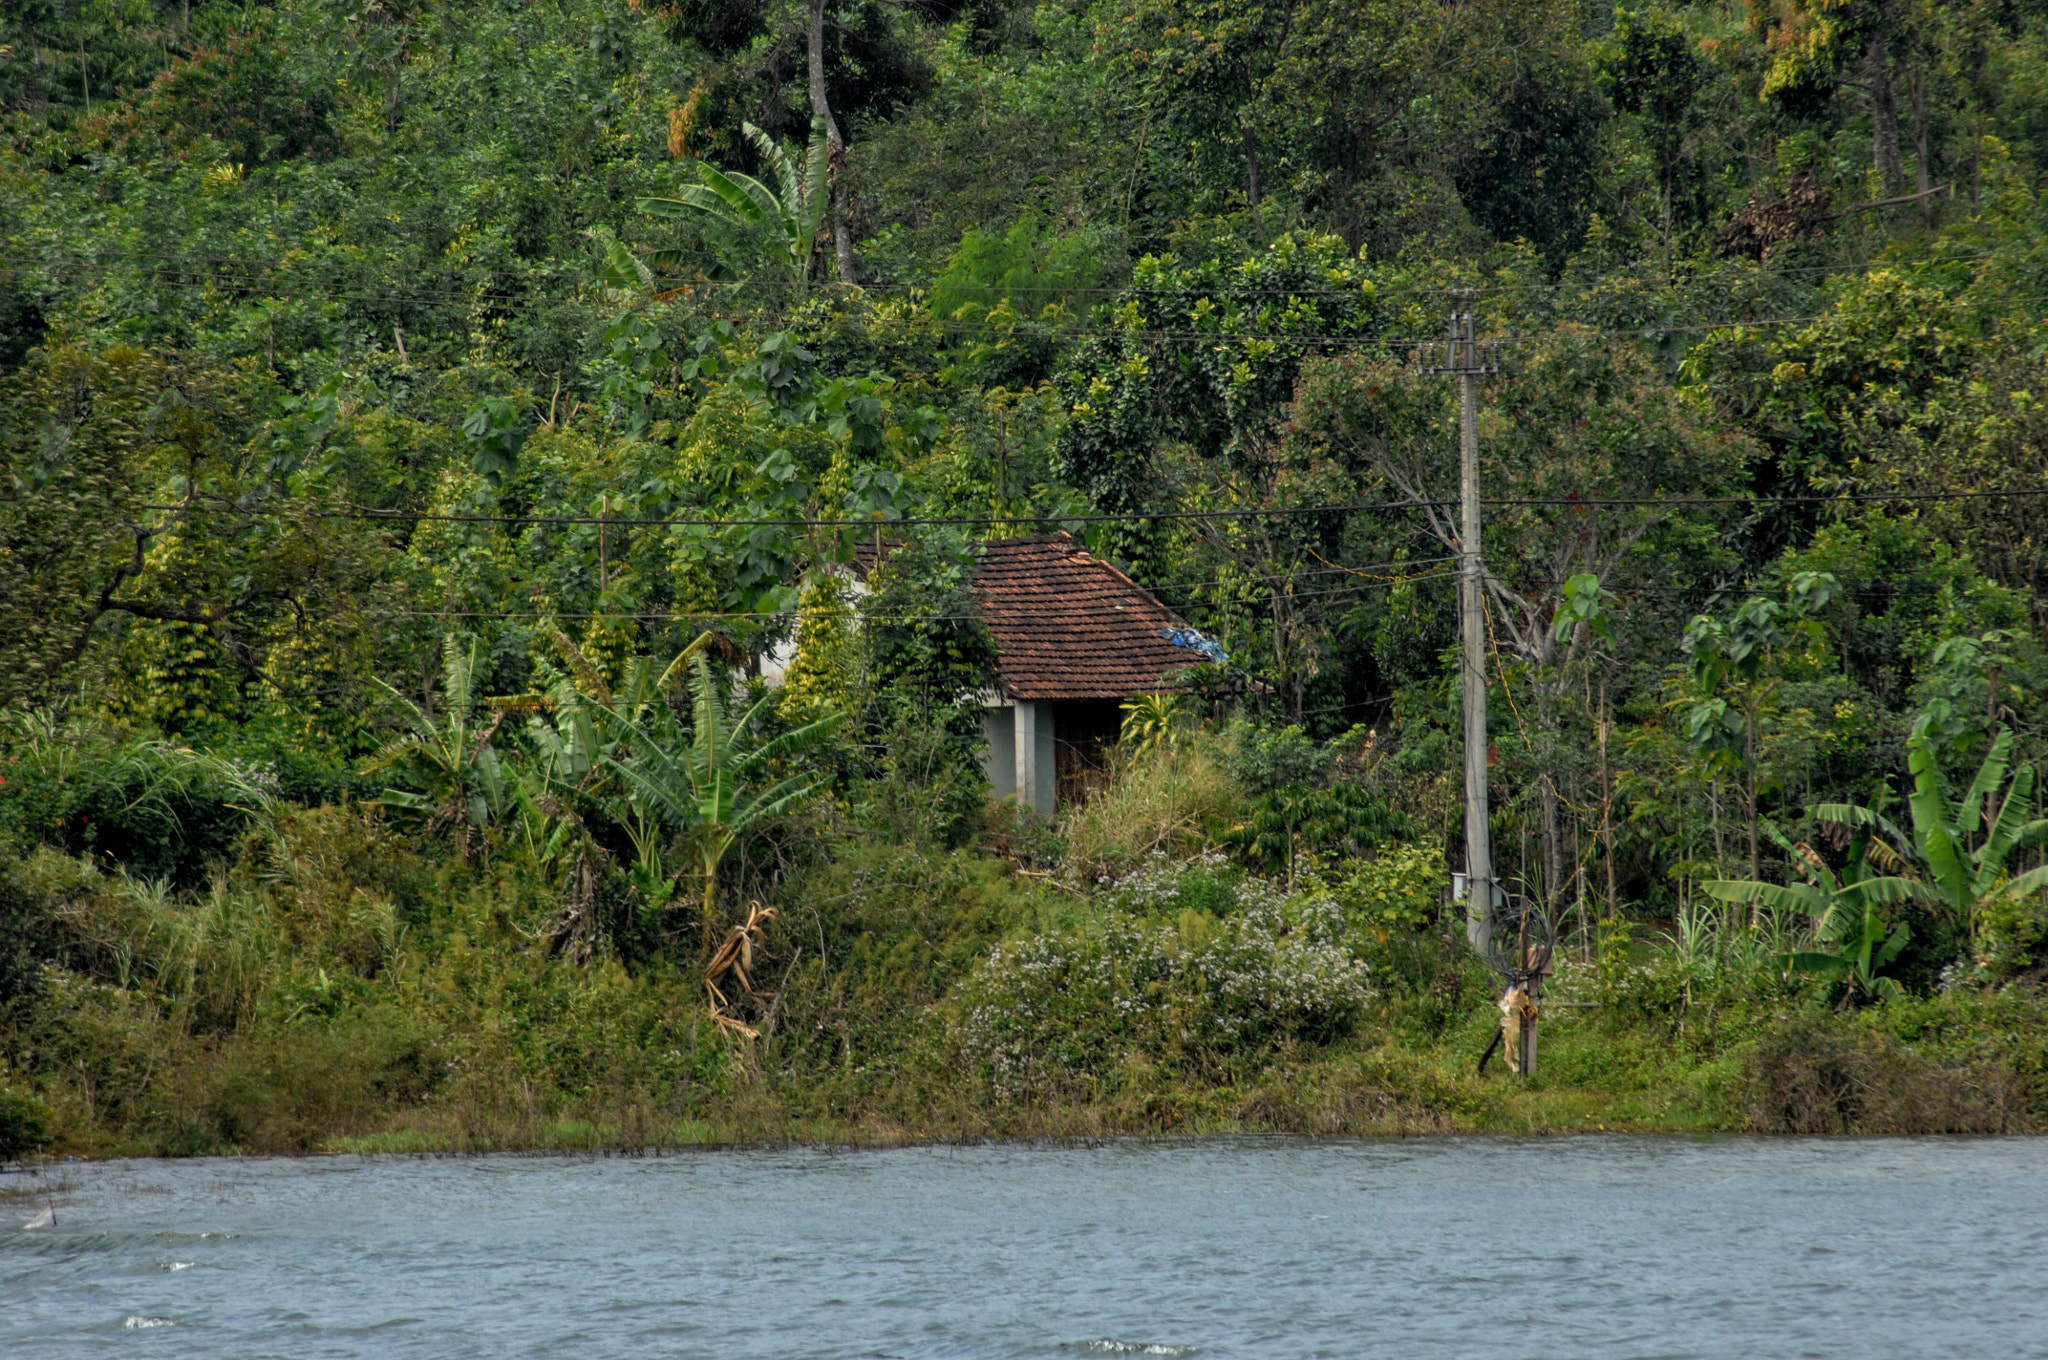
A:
[972,533,1219,815]
[766,531,1222,816]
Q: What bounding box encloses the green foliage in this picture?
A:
[1331,840,1445,940]
[1118,693,1190,756]
[1551,572,1617,644]
[1893,723,2048,978]
[0,846,59,1017]
[1600,8,1707,160]
[5,0,2048,1154]
[1062,736,1242,875]
[779,574,858,715]
[929,214,1102,321]
[461,399,526,490]
[0,710,288,890]
[1213,722,1405,877]
[858,534,1000,735]
[1222,721,1332,795]
[0,1080,51,1163]
[1223,784,1402,879]
[361,638,511,852]
[1052,232,1378,564]
[1787,897,1912,1002]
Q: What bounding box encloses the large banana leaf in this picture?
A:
[1975,763,2048,896]
[1813,801,1913,853]
[1958,726,2013,841]
[635,119,830,285]
[1907,741,1968,912]
[1701,879,1825,915]
[592,634,846,919]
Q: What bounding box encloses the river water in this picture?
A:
[5,1136,2044,1358]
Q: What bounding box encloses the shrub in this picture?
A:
[957,871,1372,1096]
[769,841,1043,1078]
[1976,888,2048,984]
[0,859,51,1013]
[1330,840,1446,937]
[1327,840,1469,1003]
[1222,721,1332,794]
[1746,1014,2023,1134]
[0,1081,50,1162]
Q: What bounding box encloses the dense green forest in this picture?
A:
[5,0,2048,1155]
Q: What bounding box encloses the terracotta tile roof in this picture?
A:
[971,533,1206,701]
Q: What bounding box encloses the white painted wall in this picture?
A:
[981,699,1054,816]
[1013,699,1055,816]
[983,705,1016,800]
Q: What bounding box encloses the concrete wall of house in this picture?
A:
[982,700,1054,816]
[983,706,1016,800]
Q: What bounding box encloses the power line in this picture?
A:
[0,242,2016,305]
[8,254,2038,351]
[135,485,2048,531]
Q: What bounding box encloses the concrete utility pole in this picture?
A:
[1431,298,1548,1078]
[1428,293,1496,956]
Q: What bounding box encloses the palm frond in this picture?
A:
[740,708,848,774]
[1987,863,2048,905]
[728,774,825,836]
[1842,875,1940,907]
[1907,742,1968,906]
[742,121,801,223]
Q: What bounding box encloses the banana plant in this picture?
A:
[362,636,511,856]
[1706,818,1933,1001]
[1711,715,2048,997]
[504,768,579,879]
[597,634,846,934]
[1820,720,2048,949]
[1789,897,1913,1002]
[638,119,830,287]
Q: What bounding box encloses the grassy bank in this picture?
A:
[4,735,2043,1161]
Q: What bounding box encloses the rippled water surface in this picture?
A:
[5,1136,2045,1358]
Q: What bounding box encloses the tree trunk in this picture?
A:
[1236,121,1253,215]
[1744,705,1760,893]
[808,0,857,285]
[1539,773,1564,910]
[1600,678,1614,919]
[1710,775,1723,872]
[1865,32,1906,202]
[1910,67,1932,227]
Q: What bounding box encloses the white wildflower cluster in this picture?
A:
[1190,894,1367,1049]
[958,865,1372,1099]
[228,758,284,795]
[1095,850,1236,911]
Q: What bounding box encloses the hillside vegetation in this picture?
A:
[5,0,2048,1154]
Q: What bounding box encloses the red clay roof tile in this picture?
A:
[970,533,1204,701]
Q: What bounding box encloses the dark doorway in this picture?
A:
[1052,699,1124,807]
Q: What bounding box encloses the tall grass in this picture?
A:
[1059,737,1241,878]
